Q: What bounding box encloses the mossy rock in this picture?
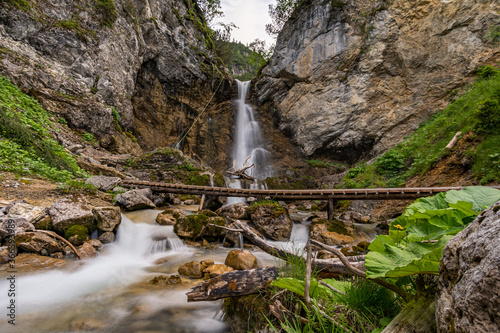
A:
[174,210,225,241]
[265,175,318,190]
[64,225,90,242]
[213,173,226,187]
[248,201,285,217]
[311,218,352,236]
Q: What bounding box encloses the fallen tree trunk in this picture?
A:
[186,266,278,302]
[232,220,365,275]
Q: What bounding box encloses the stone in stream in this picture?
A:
[203,264,234,279]
[436,200,500,333]
[98,232,115,244]
[178,261,203,279]
[17,231,64,254]
[114,188,156,211]
[85,176,122,192]
[156,208,186,226]
[48,199,95,234]
[308,218,356,246]
[150,274,182,285]
[92,206,121,232]
[249,204,292,241]
[78,242,98,259]
[225,249,258,271]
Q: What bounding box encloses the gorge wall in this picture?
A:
[254,0,500,163]
[0,0,235,171]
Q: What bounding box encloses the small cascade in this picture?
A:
[227,80,273,204]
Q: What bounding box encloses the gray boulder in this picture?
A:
[250,204,292,241]
[92,207,121,232]
[0,218,35,238]
[6,202,49,225]
[114,188,156,211]
[436,201,500,333]
[98,232,115,244]
[48,199,95,234]
[86,176,122,192]
[216,203,249,220]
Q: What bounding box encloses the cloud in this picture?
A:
[219,0,275,46]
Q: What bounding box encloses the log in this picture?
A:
[36,229,81,259]
[186,266,279,302]
[232,220,365,275]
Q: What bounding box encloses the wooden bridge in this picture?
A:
[120,180,500,201]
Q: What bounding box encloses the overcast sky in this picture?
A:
[218,0,275,46]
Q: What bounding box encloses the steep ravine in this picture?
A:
[254,0,500,164]
[0,0,235,171]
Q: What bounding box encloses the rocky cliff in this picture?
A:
[0,0,235,171]
[254,0,500,163]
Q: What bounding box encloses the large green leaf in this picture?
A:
[445,186,500,212]
[271,278,339,300]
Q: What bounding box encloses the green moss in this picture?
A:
[2,0,31,11]
[174,210,225,240]
[249,201,286,217]
[266,175,317,190]
[213,172,225,187]
[57,179,98,195]
[224,294,271,331]
[125,131,137,142]
[55,17,96,43]
[64,225,89,241]
[95,0,117,28]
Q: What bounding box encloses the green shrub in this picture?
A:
[475,98,500,133]
[375,150,405,176]
[82,131,96,142]
[345,164,366,179]
[476,65,498,79]
[64,225,89,241]
[307,159,333,168]
[57,180,98,195]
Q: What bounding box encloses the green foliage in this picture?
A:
[111,107,121,131]
[55,17,96,43]
[307,159,333,168]
[57,117,68,125]
[125,131,137,142]
[266,0,311,36]
[486,23,500,43]
[95,0,117,28]
[82,131,96,142]
[57,180,98,195]
[64,225,89,241]
[336,278,400,322]
[342,65,500,186]
[475,98,500,133]
[365,187,500,282]
[0,76,85,182]
[1,0,31,11]
[178,161,198,171]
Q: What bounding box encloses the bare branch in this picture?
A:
[36,230,81,259]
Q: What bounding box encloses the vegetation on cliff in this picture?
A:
[0,76,85,182]
[341,65,500,188]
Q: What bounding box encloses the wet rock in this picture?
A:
[17,231,64,254]
[178,261,203,279]
[68,233,89,246]
[50,252,64,259]
[154,257,170,265]
[92,207,121,232]
[78,242,98,259]
[150,274,183,285]
[0,253,65,273]
[216,203,249,220]
[436,201,500,333]
[98,232,115,244]
[225,249,258,270]
[85,176,122,192]
[200,259,215,269]
[48,199,95,234]
[114,189,156,211]
[309,218,355,246]
[87,239,103,251]
[203,264,234,279]
[250,204,293,241]
[156,208,186,226]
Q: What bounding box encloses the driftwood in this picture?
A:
[36,229,82,259]
[186,266,278,302]
[445,131,462,150]
[227,156,256,180]
[232,220,365,275]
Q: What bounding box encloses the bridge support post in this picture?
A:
[328,199,336,220]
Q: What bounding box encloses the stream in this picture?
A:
[0,208,327,333]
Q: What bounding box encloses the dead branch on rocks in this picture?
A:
[227,156,256,180]
[36,230,81,259]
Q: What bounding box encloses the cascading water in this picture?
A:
[227,80,273,204]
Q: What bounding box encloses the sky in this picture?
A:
[218,0,275,46]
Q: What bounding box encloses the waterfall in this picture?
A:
[233,80,273,179]
[227,80,272,204]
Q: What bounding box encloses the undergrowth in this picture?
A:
[341,65,500,188]
[0,76,85,182]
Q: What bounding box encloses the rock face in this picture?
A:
[249,204,292,241]
[114,188,155,211]
[0,0,234,171]
[436,201,500,333]
[254,0,500,162]
[48,199,95,234]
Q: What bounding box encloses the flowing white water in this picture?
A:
[227,80,272,204]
